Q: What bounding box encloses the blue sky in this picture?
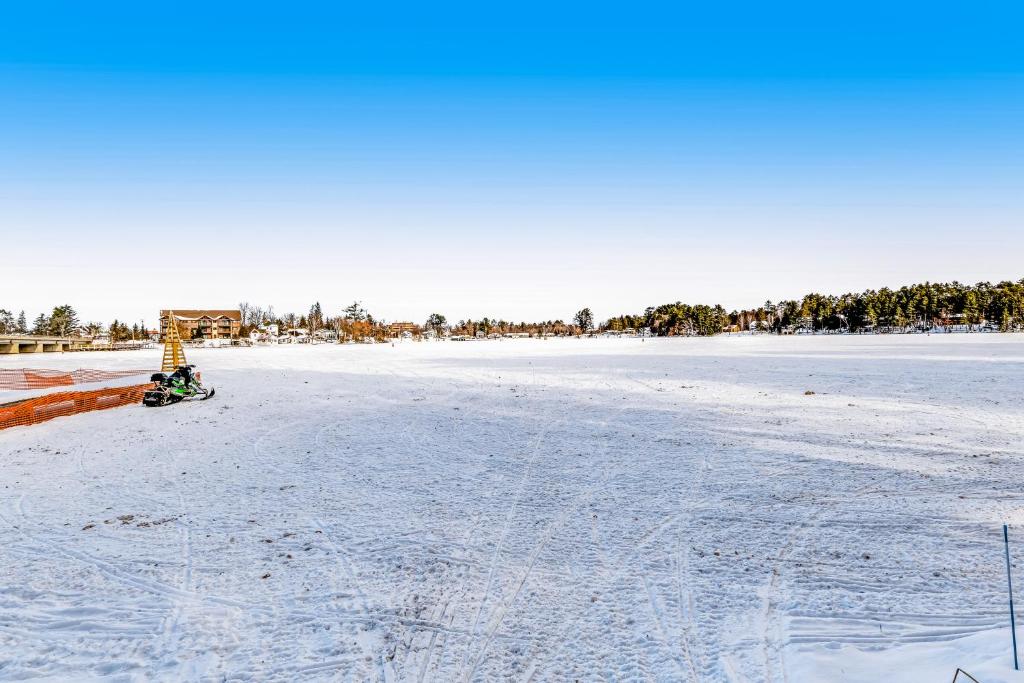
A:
[2,2,1022,325]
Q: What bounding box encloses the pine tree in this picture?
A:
[573,308,594,333]
[16,310,27,333]
[344,301,366,322]
[32,313,50,335]
[48,304,80,336]
[426,313,447,332]
[962,290,980,329]
[308,302,323,336]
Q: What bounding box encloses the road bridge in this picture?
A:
[0,335,90,354]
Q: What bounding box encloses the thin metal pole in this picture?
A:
[1005,524,1019,670]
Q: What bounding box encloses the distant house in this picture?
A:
[160,310,241,341]
[389,322,418,337]
[934,313,970,332]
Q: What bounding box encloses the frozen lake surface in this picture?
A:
[2,335,1024,681]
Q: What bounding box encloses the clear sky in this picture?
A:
[2,2,1022,327]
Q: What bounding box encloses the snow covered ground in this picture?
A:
[2,334,1024,681]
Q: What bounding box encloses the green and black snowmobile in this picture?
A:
[143,365,215,407]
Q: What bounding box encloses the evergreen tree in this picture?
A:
[16,310,27,333]
[308,302,324,335]
[32,313,50,335]
[962,290,980,329]
[344,301,367,322]
[0,309,13,334]
[574,308,594,333]
[48,304,79,336]
[425,313,447,332]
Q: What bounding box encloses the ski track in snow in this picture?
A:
[1,334,1024,680]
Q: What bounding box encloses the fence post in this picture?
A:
[1005,524,1019,671]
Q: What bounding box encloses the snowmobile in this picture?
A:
[143,365,215,407]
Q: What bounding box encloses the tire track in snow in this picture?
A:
[2,492,448,639]
[252,412,391,680]
[155,490,194,670]
[474,369,702,681]
[9,500,468,640]
[674,540,704,677]
[375,357,523,681]
[384,357,554,680]
[623,373,711,677]
[4,494,249,611]
[759,481,880,683]
[456,374,574,680]
[315,356,527,680]
[414,598,452,682]
[520,373,712,681]
[641,570,698,682]
[522,508,698,682]
[461,482,603,682]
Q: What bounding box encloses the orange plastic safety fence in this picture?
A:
[0,383,150,430]
[0,368,153,390]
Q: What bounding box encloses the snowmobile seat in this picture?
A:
[172,365,196,385]
[150,372,168,383]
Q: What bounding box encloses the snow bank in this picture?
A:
[789,627,1024,682]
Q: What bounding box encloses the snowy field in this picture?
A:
[2,335,1024,682]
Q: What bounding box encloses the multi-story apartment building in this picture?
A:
[160,310,242,341]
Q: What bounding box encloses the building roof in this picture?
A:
[160,309,242,322]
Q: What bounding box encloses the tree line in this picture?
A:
[5,279,1022,343]
[436,280,1024,338]
[603,279,1024,335]
[0,305,152,342]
